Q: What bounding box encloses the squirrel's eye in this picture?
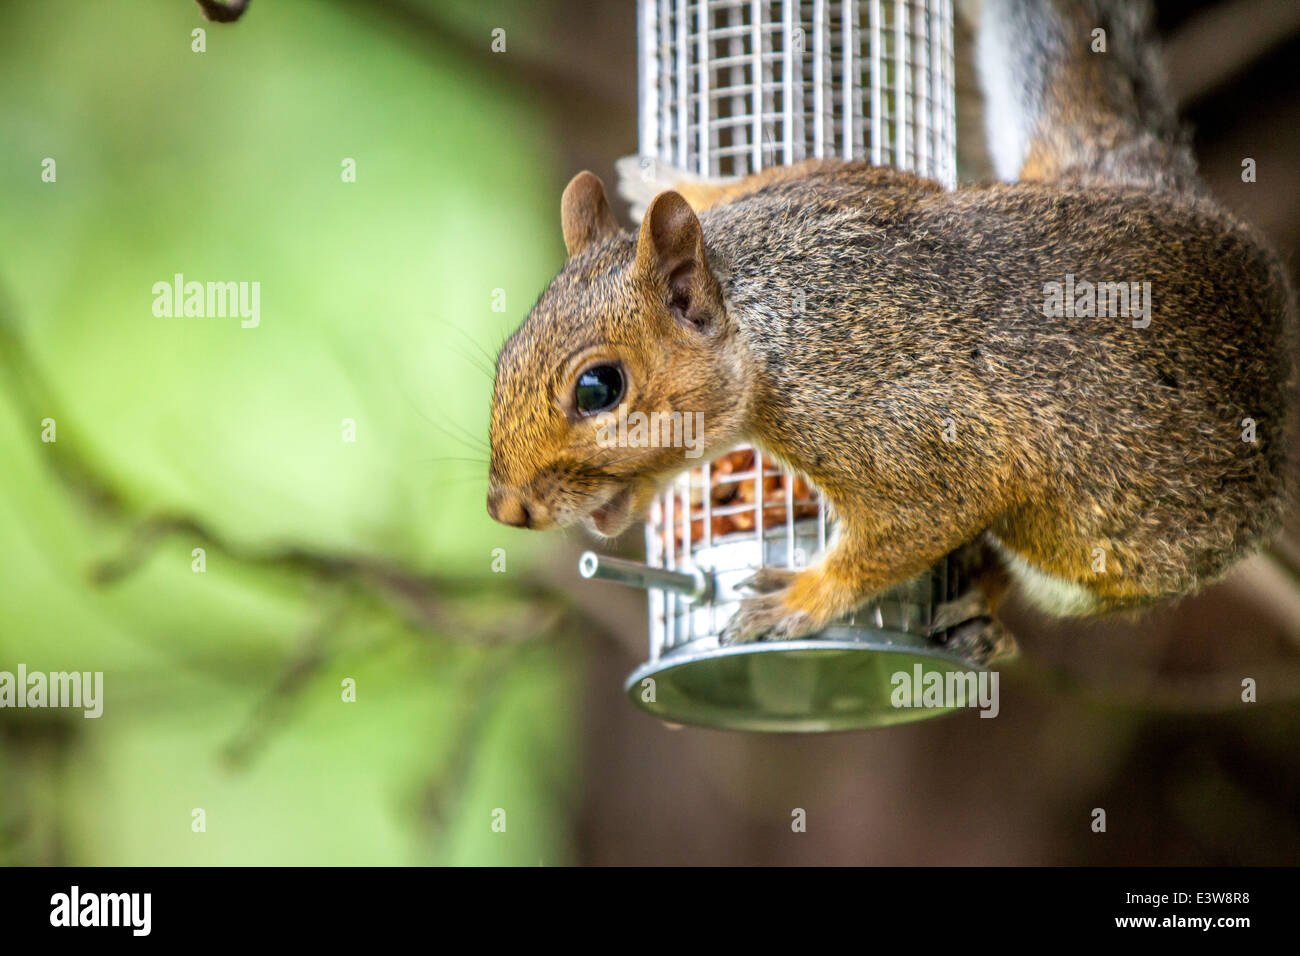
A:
[574,364,624,416]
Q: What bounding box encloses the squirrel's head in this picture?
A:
[488,171,750,537]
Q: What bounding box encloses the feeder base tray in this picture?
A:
[624,626,990,732]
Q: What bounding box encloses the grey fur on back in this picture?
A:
[978,0,1198,192]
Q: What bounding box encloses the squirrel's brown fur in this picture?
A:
[488,0,1293,643]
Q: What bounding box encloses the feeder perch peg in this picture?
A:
[578,551,712,605]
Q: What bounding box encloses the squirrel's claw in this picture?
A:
[720,591,818,645]
[723,569,819,643]
[735,566,801,595]
[935,615,1019,667]
[927,589,1019,664]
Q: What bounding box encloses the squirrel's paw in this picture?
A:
[735,566,801,594]
[719,591,819,645]
[934,615,1019,667]
[927,588,1018,664]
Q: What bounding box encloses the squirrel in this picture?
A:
[487,0,1293,647]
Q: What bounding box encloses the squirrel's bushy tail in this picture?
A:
[977,0,1198,192]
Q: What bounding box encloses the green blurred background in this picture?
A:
[2,0,1299,866]
[0,0,586,865]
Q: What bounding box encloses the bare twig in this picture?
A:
[220,593,347,769]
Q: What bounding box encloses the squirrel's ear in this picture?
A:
[561,171,621,257]
[636,190,720,331]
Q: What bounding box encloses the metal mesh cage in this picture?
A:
[644,449,968,660]
[639,0,957,186]
[637,0,960,661]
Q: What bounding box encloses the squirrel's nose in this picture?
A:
[487,488,532,528]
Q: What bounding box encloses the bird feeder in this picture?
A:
[580,0,979,732]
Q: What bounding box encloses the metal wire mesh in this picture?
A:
[638,0,957,186]
[638,0,959,657]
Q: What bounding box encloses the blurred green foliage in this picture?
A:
[0,0,579,864]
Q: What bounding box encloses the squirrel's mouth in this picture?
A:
[586,486,634,537]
